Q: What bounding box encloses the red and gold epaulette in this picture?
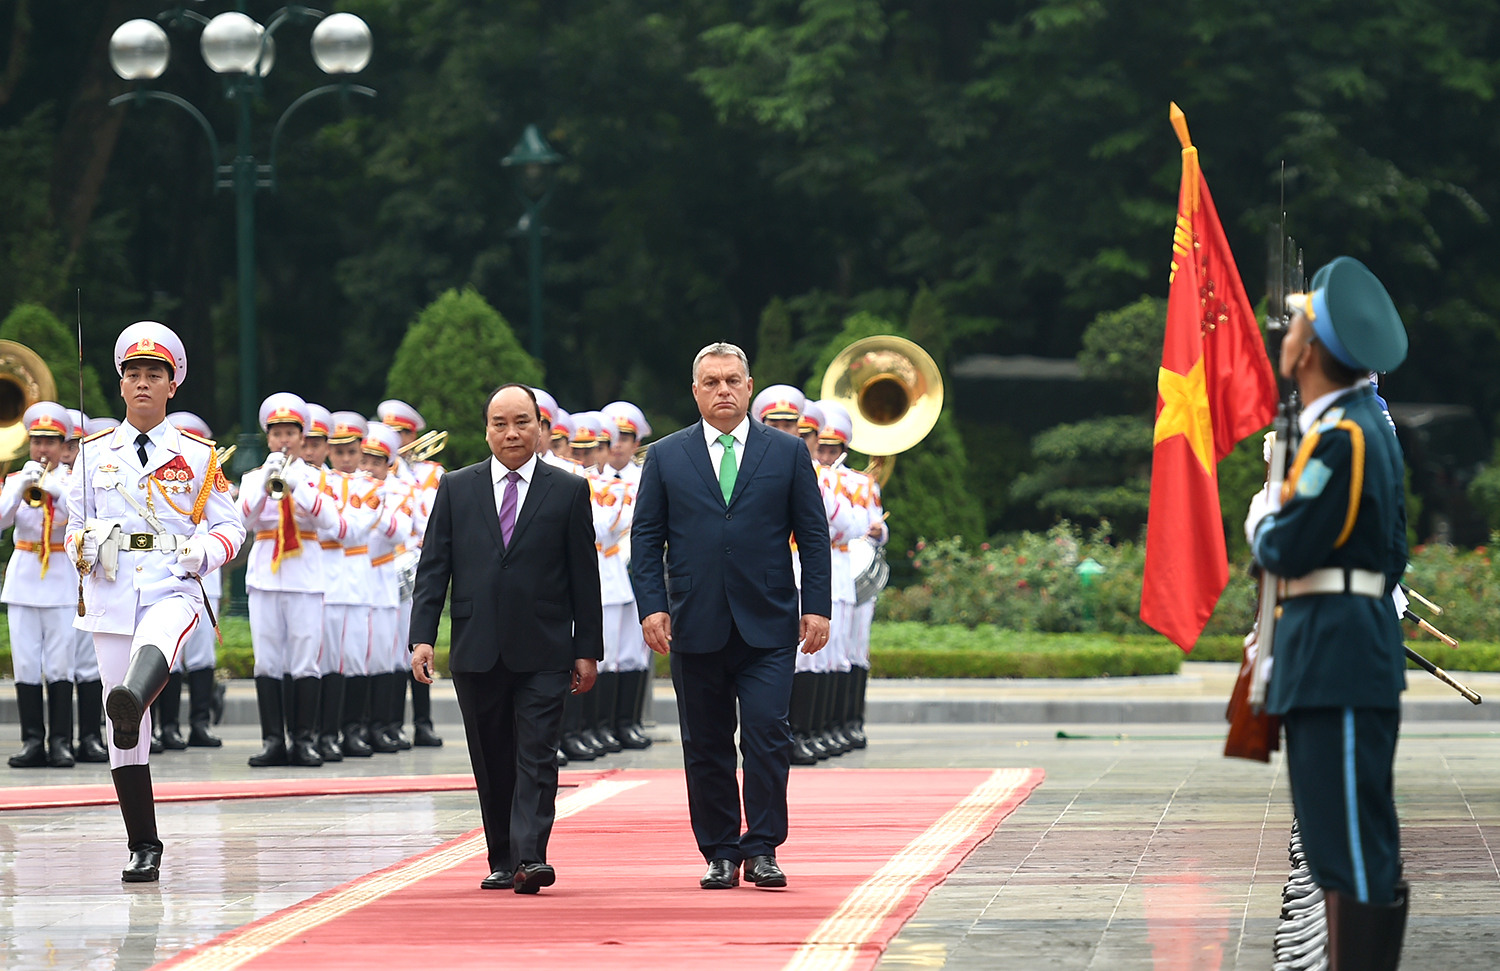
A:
[180,430,217,447]
[81,428,112,444]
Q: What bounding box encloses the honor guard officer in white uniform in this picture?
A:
[145,412,227,751]
[533,389,580,475]
[241,393,344,768]
[62,410,109,763]
[66,321,245,882]
[550,408,575,463]
[359,422,413,752]
[324,411,382,756]
[4,402,80,769]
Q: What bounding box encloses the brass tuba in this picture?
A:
[819,335,943,485]
[0,341,58,467]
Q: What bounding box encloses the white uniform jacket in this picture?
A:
[239,459,344,593]
[592,473,635,606]
[600,461,642,486]
[541,451,589,476]
[0,465,78,607]
[368,480,411,609]
[320,469,382,606]
[819,463,861,604]
[65,421,245,634]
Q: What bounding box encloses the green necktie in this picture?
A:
[717,433,737,503]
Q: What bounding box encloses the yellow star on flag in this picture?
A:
[1154,357,1215,474]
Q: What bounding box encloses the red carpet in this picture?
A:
[0,770,608,811]
[154,767,1042,971]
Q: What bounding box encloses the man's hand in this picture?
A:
[799,614,831,654]
[642,611,673,655]
[411,643,436,684]
[76,530,99,572]
[175,541,205,575]
[572,658,598,695]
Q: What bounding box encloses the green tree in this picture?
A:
[0,303,110,417]
[1077,296,1167,408]
[385,288,543,469]
[751,298,797,387]
[1009,416,1155,537]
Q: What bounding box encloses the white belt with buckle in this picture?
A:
[125,533,184,553]
[1280,568,1386,600]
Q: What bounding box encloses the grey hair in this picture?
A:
[692,342,750,382]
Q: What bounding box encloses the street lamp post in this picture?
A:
[502,125,563,362]
[108,4,374,474]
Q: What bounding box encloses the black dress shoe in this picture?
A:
[700,859,740,889]
[76,735,110,763]
[248,736,289,767]
[790,734,818,766]
[513,862,556,894]
[616,724,653,749]
[413,723,443,747]
[159,725,188,751]
[806,732,831,760]
[122,844,163,883]
[593,725,624,754]
[317,734,344,762]
[846,724,867,749]
[560,733,597,761]
[187,723,223,748]
[744,855,786,888]
[480,869,514,890]
[47,737,75,768]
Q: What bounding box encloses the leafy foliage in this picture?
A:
[0,303,110,417]
[751,298,798,388]
[869,623,1182,678]
[385,288,543,469]
[1009,416,1154,536]
[1076,296,1167,407]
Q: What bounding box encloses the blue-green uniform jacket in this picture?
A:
[1252,384,1408,714]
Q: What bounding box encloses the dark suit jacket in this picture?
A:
[410,457,603,673]
[630,418,831,653]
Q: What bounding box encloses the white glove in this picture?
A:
[1244,483,1280,547]
[76,530,99,570]
[176,541,205,575]
[18,460,45,483]
[42,472,67,499]
[1261,431,1276,464]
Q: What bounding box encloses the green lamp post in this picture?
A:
[108,4,375,475]
[502,125,564,362]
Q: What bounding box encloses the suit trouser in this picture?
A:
[451,665,570,872]
[8,605,77,685]
[1283,706,1402,905]
[671,624,795,863]
[91,597,200,768]
[248,589,323,679]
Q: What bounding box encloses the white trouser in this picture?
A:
[248,589,324,679]
[8,605,78,685]
[601,602,649,673]
[821,601,854,673]
[93,597,200,768]
[326,604,372,676]
[176,595,220,673]
[74,628,100,682]
[852,599,875,667]
[370,606,402,674]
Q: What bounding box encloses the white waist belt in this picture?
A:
[1280,568,1386,600]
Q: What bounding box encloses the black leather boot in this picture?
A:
[368,674,399,753]
[847,665,869,748]
[615,670,652,749]
[826,672,853,755]
[560,691,595,761]
[317,673,345,762]
[788,672,818,766]
[593,671,624,752]
[341,675,373,757]
[288,677,324,766]
[75,679,110,762]
[9,683,47,768]
[247,675,289,767]
[577,686,608,756]
[113,764,163,882]
[105,646,171,751]
[390,674,412,750]
[153,672,187,750]
[411,674,442,746]
[46,681,75,767]
[185,668,222,747]
[1326,882,1408,971]
[806,675,832,760]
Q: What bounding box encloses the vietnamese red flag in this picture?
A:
[1140,103,1278,651]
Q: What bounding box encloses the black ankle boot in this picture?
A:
[46,681,75,767]
[560,691,595,760]
[105,647,171,751]
[1326,882,1408,971]
[153,672,187,750]
[826,672,853,755]
[186,667,222,747]
[847,666,869,748]
[9,683,47,768]
[248,676,289,767]
[288,677,324,767]
[806,675,832,759]
[75,679,110,762]
[317,673,345,761]
[113,764,163,882]
[788,672,818,766]
[341,675,373,757]
[411,674,442,746]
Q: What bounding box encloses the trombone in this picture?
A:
[399,429,447,463]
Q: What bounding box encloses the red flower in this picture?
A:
[1017,556,1026,565]
[1017,580,1029,589]
[916,540,926,551]
[980,542,990,551]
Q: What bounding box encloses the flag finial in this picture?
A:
[1169,102,1192,150]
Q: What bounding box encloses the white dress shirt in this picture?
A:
[703,416,750,480]
[1297,380,1368,436]
[491,452,539,521]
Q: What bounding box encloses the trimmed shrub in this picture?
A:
[0,303,111,416]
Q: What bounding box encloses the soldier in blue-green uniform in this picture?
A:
[1246,257,1410,971]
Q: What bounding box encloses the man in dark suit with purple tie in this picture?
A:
[410,383,602,895]
[631,342,832,891]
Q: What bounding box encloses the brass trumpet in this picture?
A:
[22,464,52,508]
[399,429,447,463]
[264,451,289,501]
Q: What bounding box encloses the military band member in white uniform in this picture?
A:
[4,402,80,769]
[63,409,110,763]
[533,389,583,477]
[360,422,414,752]
[550,407,575,463]
[240,393,344,768]
[322,412,377,755]
[812,401,861,756]
[597,400,653,747]
[65,321,245,882]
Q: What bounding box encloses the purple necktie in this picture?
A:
[498,470,521,547]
